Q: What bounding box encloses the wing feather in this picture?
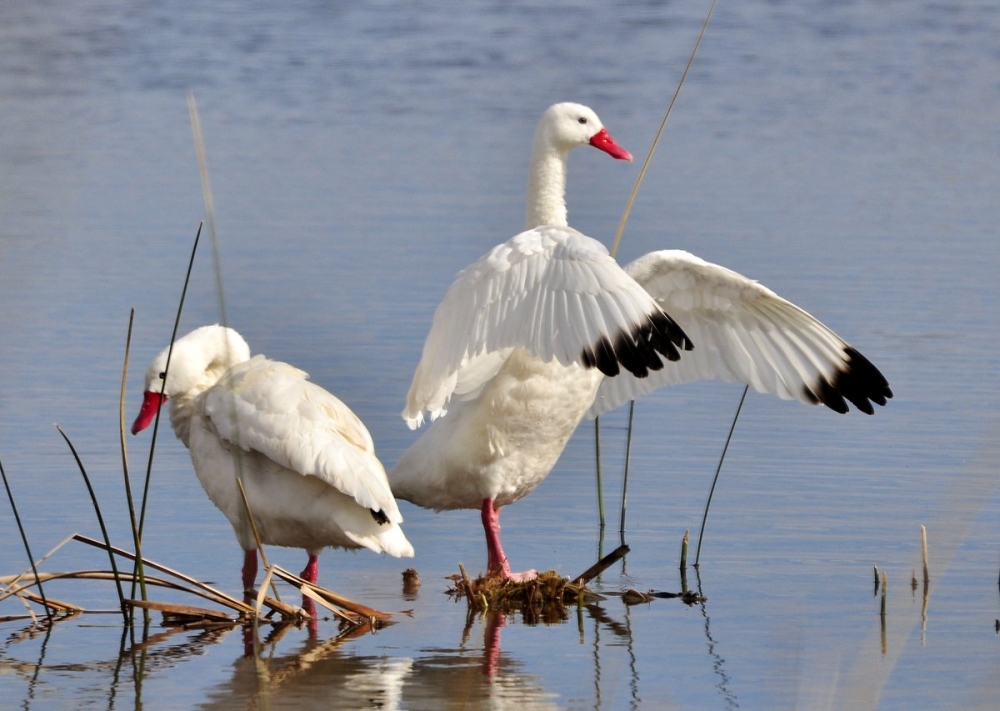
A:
[588,250,891,417]
[403,226,690,428]
[201,356,403,523]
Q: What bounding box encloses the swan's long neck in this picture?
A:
[525,137,570,229]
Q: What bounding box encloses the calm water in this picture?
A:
[2,1,999,708]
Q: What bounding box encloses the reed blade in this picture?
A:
[598,0,719,531]
[55,426,128,624]
[0,457,52,621]
[695,385,749,566]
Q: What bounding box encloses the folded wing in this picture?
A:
[202,356,403,524]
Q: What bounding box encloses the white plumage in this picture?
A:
[132,325,413,591]
[592,249,890,417]
[403,226,687,428]
[390,102,890,581]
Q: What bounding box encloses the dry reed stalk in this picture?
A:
[125,599,234,624]
[3,539,325,626]
[2,569,239,615]
[0,579,83,612]
[921,525,929,584]
[236,477,282,603]
[299,585,359,625]
[268,565,393,623]
[72,534,253,614]
[573,544,630,586]
[599,0,720,542]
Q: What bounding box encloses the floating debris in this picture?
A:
[446,544,707,615]
[402,568,420,599]
[620,589,654,605]
[607,588,706,606]
[446,546,631,618]
[447,568,583,623]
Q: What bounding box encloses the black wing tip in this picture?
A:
[804,345,892,415]
[580,310,693,379]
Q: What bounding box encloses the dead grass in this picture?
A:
[0,533,394,634]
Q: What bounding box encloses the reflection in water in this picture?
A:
[4,618,54,710]
[585,603,640,709]
[0,583,745,709]
[201,609,565,710]
[694,570,739,710]
[405,610,560,710]
[0,603,573,708]
[200,623,413,711]
[1,615,234,709]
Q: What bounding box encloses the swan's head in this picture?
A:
[536,102,632,161]
[130,324,251,435]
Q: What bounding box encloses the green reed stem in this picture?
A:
[134,221,202,609]
[117,309,147,625]
[0,456,53,622]
[594,417,605,528]
[695,385,748,567]
[618,400,636,544]
[56,425,128,624]
[598,0,718,531]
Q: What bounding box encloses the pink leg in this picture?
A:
[301,595,319,638]
[242,549,258,594]
[480,498,537,581]
[300,554,319,584]
[481,611,506,678]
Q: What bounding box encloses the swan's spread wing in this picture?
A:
[202,356,403,523]
[403,226,692,428]
[588,250,892,417]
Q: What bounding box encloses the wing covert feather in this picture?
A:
[202,356,402,522]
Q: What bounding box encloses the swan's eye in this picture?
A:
[158,371,166,379]
[577,117,588,124]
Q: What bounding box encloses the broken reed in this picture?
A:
[1,534,392,631]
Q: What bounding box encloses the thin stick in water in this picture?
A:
[573,544,630,586]
[0,457,52,622]
[56,425,129,625]
[188,92,253,551]
[133,221,203,604]
[618,400,636,543]
[188,91,228,328]
[604,0,720,537]
[609,0,719,260]
[117,310,147,623]
[921,524,929,584]
[694,384,749,566]
[235,477,282,603]
[594,417,605,528]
